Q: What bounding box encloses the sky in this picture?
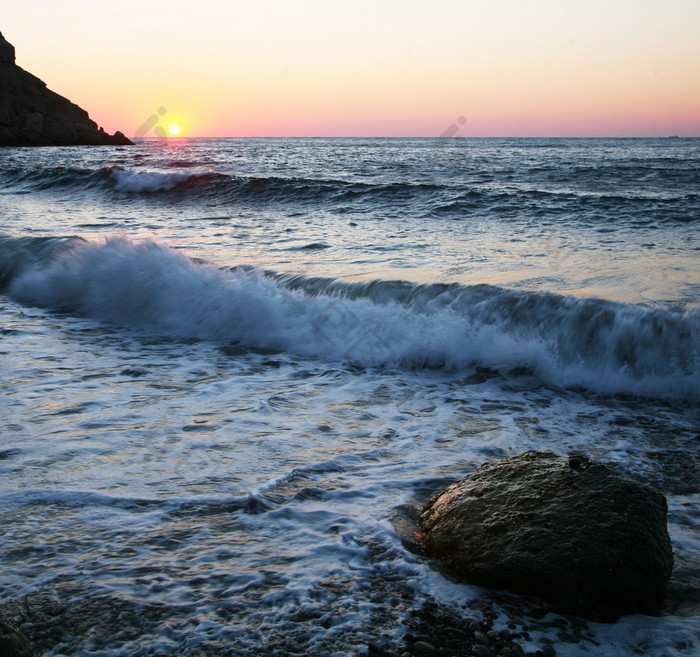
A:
[2,0,699,138]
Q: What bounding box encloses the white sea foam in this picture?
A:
[109,168,194,192]
[9,235,700,401]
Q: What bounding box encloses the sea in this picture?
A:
[0,137,699,657]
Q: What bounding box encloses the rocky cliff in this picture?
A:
[0,32,133,146]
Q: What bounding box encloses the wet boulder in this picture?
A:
[418,450,673,621]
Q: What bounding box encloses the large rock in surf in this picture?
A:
[418,450,673,621]
[0,610,32,657]
[0,31,132,146]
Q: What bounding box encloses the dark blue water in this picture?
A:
[0,138,699,656]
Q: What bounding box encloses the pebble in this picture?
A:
[412,641,437,655]
[541,646,557,657]
[474,630,490,646]
[469,621,482,633]
[471,645,492,657]
[445,626,468,639]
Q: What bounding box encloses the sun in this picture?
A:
[168,124,181,136]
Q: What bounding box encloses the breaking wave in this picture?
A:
[2,234,698,401]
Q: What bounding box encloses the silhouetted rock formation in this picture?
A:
[0,31,132,146]
[418,450,673,621]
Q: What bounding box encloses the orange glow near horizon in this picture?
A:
[3,0,699,138]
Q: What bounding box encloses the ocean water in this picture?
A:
[0,137,699,656]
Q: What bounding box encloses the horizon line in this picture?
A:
[132,135,700,140]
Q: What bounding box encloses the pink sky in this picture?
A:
[3,0,699,137]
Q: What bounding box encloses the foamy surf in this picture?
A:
[5,234,699,401]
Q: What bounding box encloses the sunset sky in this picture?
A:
[3,1,699,138]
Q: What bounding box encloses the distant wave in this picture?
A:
[2,234,698,402]
[109,168,227,192]
[0,164,230,195]
[1,163,695,222]
[0,163,439,198]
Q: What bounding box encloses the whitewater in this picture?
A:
[0,137,699,656]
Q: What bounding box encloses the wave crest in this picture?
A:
[4,234,699,401]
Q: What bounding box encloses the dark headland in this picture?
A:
[0,31,133,146]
